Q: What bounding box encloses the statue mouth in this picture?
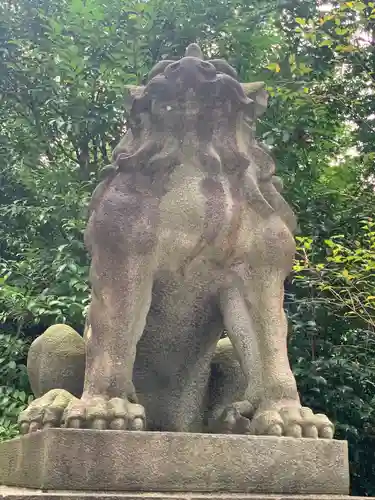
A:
[179,90,202,117]
[183,101,200,116]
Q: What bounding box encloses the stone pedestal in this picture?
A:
[0,429,349,496]
[0,490,362,500]
[0,490,365,500]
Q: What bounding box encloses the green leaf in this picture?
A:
[319,39,333,47]
[266,62,281,73]
[295,17,306,25]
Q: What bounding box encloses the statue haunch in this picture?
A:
[19,44,334,439]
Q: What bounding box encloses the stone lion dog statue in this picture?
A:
[19,44,334,439]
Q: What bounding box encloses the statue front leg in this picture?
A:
[20,188,157,432]
[61,248,154,431]
[218,259,334,439]
[19,253,153,433]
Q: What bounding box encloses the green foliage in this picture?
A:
[0,0,374,494]
[289,219,375,495]
[0,169,91,328]
[0,332,31,440]
[294,220,375,327]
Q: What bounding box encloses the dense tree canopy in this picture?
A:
[0,0,374,495]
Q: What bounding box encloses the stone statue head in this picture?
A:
[111,44,269,181]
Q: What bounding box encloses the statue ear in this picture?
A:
[148,60,174,80]
[241,82,268,117]
[124,85,146,110]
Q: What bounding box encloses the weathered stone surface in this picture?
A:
[27,325,85,398]
[19,43,335,439]
[0,430,348,495]
[0,488,363,500]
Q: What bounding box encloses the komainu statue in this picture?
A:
[19,44,334,439]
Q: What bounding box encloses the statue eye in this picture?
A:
[151,101,174,114]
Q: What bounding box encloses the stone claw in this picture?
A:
[320,425,334,439]
[110,418,126,430]
[131,417,145,431]
[66,418,82,429]
[92,418,107,430]
[304,424,319,439]
[268,423,283,436]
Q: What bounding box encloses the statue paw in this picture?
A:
[18,389,76,434]
[214,400,254,434]
[19,391,146,433]
[63,395,146,430]
[249,401,334,439]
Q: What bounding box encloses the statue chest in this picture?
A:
[155,165,293,272]
[159,167,240,235]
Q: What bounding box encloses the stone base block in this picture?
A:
[0,430,349,495]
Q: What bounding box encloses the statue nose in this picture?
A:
[164,57,216,85]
